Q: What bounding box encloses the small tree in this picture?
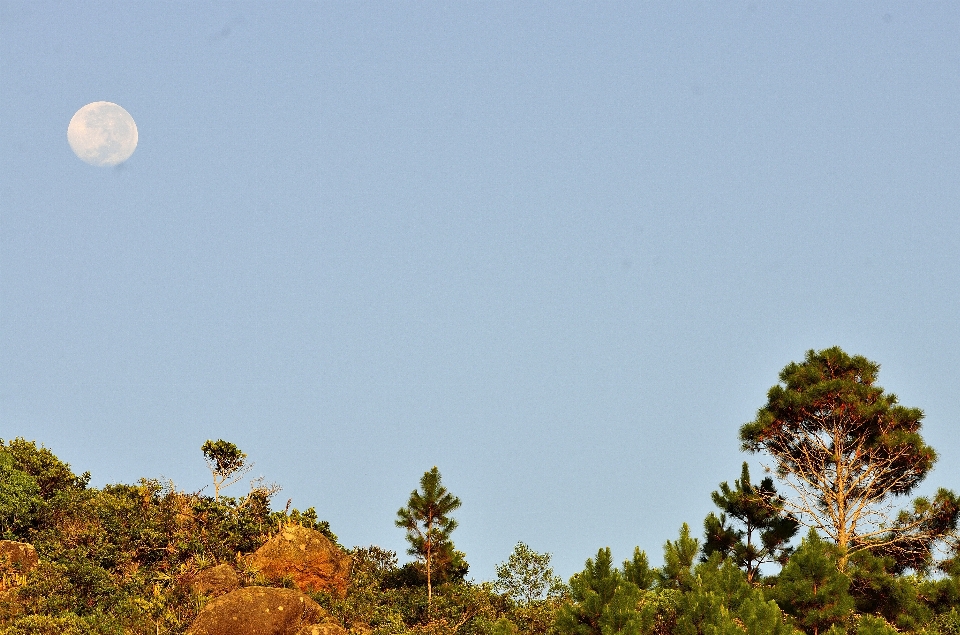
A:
[395,466,462,612]
[702,462,799,582]
[495,542,566,605]
[556,548,638,635]
[772,530,854,635]
[740,347,958,570]
[495,543,567,635]
[658,523,699,590]
[201,439,251,502]
[622,547,656,591]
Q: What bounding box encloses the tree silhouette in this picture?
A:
[702,462,798,582]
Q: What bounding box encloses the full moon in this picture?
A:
[67,101,138,166]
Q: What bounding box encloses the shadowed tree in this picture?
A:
[740,347,958,570]
[772,530,854,635]
[702,462,799,582]
[395,466,462,613]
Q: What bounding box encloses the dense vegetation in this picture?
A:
[1,347,958,634]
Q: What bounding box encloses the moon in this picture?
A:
[67,101,138,166]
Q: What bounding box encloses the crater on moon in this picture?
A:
[67,101,138,167]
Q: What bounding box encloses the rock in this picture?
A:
[0,541,38,575]
[187,586,327,635]
[0,542,36,619]
[295,622,348,635]
[192,563,240,597]
[245,524,350,595]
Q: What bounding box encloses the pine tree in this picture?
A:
[674,555,796,635]
[395,466,462,612]
[658,523,699,590]
[556,548,644,635]
[702,462,799,582]
[773,530,854,635]
[622,547,656,591]
[740,347,958,570]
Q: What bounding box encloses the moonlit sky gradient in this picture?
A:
[2,3,960,580]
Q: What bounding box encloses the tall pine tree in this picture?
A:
[395,466,462,612]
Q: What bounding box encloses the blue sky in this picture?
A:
[2,2,959,581]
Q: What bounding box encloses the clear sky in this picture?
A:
[2,3,959,581]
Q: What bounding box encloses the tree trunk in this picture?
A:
[426,514,433,615]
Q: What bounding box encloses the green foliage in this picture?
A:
[622,548,655,592]
[557,549,797,635]
[916,609,960,635]
[773,530,854,635]
[702,462,799,582]
[0,439,90,543]
[318,545,503,635]
[0,451,42,540]
[635,589,680,635]
[855,614,899,635]
[490,543,565,635]
[847,549,930,631]
[872,488,960,575]
[673,589,741,635]
[320,546,406,632]
[487,617,520,635]
[556,548,634,635]
[0,439,89,498]
[1,614,99,635]
[658,524,698,590]
[739,347,954,569]
[738,595,800,635]
[674,555,797,635]
[201,439,249,501]
[5,434,960,635]
[495,543,566,605]
[396,467,464,607]
[0,441,305,634]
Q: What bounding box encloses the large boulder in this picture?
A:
[0,541,38,576]
[187,586,330,635]
[296,623,348,635]
[192,563,240,597]
[245,525,350,595]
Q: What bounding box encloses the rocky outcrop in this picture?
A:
[0,541,38,575]
[245,524,350,595]
[187,586,330,635]
[295,622,348,635]
[0,541,38,619]
[192,563,240,597]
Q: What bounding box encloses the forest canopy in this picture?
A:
[0,347,958,635]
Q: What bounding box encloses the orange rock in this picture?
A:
[245,524,350,596]
[187,586,327,635]
[192,563,240,597]
[295,622,348,635]
[0,541,38,575]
